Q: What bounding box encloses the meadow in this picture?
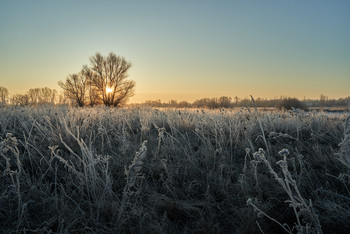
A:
[0,106,349,233]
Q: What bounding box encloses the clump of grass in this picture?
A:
[0,133,23,231]
[117,140,147,226]
[0,106,349,233]
[247,148,322,233]
[335,116,350,169]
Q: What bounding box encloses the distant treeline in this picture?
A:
[0,86,78,107]
[1,85,349,109]
[135,95,350,109]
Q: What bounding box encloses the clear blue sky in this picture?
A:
[0,0,349,102]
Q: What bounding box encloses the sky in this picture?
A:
[0,0,349,102]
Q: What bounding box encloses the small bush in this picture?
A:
[276,98,307,110]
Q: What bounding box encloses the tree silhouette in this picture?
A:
[58,52,135,107]
[88,52,135,107]
[27,87,57,106]
[12,94,30,106]
[0,86,9,105]
[58,71,88,107]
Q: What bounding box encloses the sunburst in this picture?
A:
[106,86,113,94]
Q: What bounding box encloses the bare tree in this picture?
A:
[219,96,232,108]
[27,88,41,105]
[58,72,88,107]
[0,86,9,105]
[27,87,58,106]
[88,52,135,107]
[82,66,101,106]
[12,94,30,106]
[58,52,135,107]
[41,87,57,105]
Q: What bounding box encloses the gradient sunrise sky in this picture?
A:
[0,0,349,102]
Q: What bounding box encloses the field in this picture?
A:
[0,106,349,233]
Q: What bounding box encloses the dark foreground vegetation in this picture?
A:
[0,106,349,233]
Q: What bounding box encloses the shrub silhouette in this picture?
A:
[276,98,307,110]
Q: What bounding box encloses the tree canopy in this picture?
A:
[59,52,135,107]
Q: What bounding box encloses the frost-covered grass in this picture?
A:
[0,106,349,233]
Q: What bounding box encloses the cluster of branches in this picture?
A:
[138,95,350,110]
[58,52,135,107]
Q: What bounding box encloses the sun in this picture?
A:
[106,86,113,94]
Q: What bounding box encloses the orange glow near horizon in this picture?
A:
[1,1,349,104]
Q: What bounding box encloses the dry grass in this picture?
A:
[0,106,349,233]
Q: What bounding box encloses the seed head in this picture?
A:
[278,148,290,157]
[246,198,253,206]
